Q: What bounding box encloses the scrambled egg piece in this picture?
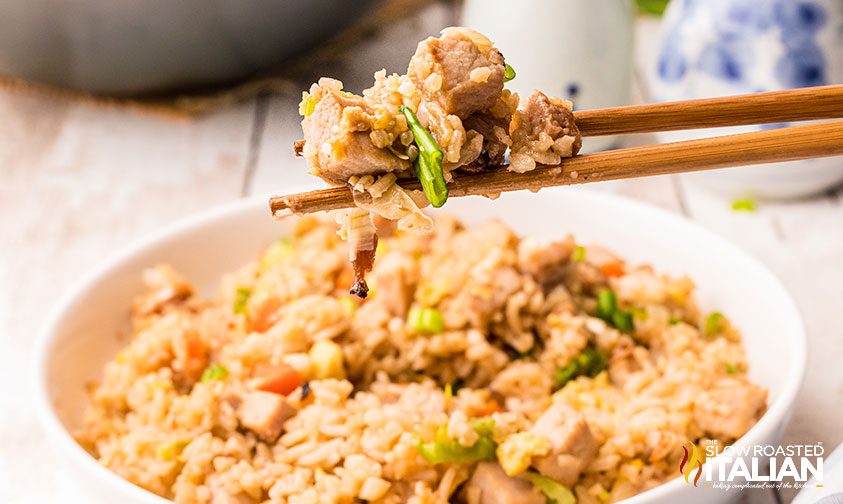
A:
[496,432,551,476]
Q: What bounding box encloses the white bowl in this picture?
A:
[35,189,806,503]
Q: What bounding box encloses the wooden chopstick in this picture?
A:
[575,85,843,136]
[271,120,843,216]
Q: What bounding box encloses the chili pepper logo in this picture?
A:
[679,441,705,487]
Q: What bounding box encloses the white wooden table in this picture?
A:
[1,6,840,503]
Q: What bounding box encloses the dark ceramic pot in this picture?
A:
[0,0,379,96]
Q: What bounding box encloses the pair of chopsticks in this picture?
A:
[270,85,843,216]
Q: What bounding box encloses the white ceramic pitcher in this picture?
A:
[461,0,635,153]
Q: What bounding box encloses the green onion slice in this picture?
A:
[705,311,725,337]
[416,423,497,464]
[611,310,634,334]
[595,288,634,333]
[522,471,576,504]
[504,63,516,82]
[233,288,251,315]
[408,306,446,334]
[596,288,617,320]
[398,106,448,208]
[554,345,608,389]
[572,245,586,263]
[200,363,229,383]
[731,197,757,212]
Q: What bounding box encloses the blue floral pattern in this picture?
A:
[657,32,687,82]
[697,42,748,82]
[657,0,829,88]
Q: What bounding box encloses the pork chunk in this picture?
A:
[133,264,194,316]
[694,378,767,439]
[510,91,582,173]
[608,337,643,388]
[301,80,410,185]
[460,462,545,504]
[529,403,598,486]
[409,27,506,119]
[236,391,296,442]
[370,252,418,317]
[461,109,511,172]
[517,236,575,288]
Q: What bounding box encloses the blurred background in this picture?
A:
[0,0,841,502]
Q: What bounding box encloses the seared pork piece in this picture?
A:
[510,91,582,173]
[461,462,545,504]
[409,27,506,119]
[460,96,516,173]
[133,264,193,316]
[293,28,584,297]
[529,403,598,486]
[297,28,582,188]
[517,236,575,288]
[300,79,411,185]
[236,391,296,442]
[694,378,767,439]
[608,336,644,388]
[369,252,418,317]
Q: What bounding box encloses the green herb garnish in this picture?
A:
[705,311,726,337]
[611,310,634,333]
[469,417,495,438]
[522,471,576,504]
[554,345,608,389]
[725,362,739,375]
[233,287,251,315]
[572,245,586,263]
[595,288,635,334]
[399,106,448,207]
[407,306,446,334]
[596,288,617,320]
[200,363,229,383]
[504,63,516,82]
[731,197,757,212]
[416,422,497,464]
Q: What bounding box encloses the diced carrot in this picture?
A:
[335,267,354,293]
[255,364,304,396]
[472,399,502,417]
[178,331,208,381]
[251,297,282,333]
[600,261,626,278]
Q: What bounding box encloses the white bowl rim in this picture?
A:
[33,190,807,503]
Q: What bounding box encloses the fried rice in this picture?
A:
[77,214,766,503]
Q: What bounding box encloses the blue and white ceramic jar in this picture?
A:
[652,0,843,198]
